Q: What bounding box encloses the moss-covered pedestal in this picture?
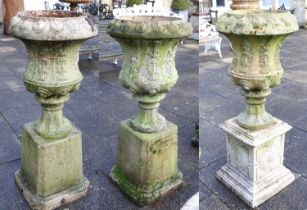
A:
[107,16,192,205]
[9,11,97,210]
[215,10,298,208]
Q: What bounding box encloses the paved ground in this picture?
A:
[0,30,198,209]
[199,29,307,209]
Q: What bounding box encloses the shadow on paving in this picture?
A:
[0,31,198,210]
[199,29,307,209]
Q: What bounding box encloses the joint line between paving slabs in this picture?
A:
[0,112,20,142]
[200,156,226,170]
[0,157,20,166]
[199,180,214,202]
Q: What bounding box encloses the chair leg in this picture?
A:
[113,58,118,65]
[218,48,222,58]
[88,52,93,60]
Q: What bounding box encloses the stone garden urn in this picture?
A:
[107,16,192,205]
[215,10,298,207]
[9,10,97,209]
[59,0,92,11]
[217,10,298,130]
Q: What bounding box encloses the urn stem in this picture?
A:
[34,95,72,139]
[236,89,275,130]
[130,93,167,133]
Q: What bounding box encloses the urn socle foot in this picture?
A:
[236,89,275,130]
[17,122,88,210]
[130,93,167,133]
[15,170,89,210]
[217,117,295,208]
[112,120,182,206]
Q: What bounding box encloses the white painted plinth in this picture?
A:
[216,117,295,208]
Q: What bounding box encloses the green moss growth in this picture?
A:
[112,166,149,205]
[171,0,190,11]
[126,0,144,7]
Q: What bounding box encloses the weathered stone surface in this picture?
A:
[8,10,97,209]
[9,11,97,41]
[20,122,84,197]
[111,120,183,205]
[15,170,89,210]
[107,15,192,133]
[217,10,298,35]
[107,16,192,39]
[216,10,298,130]
[9,11,97,139]
[200,29,307,210]
[217,117,295,208]
[0,27,198,209]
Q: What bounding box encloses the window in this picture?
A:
[216,0,225,6]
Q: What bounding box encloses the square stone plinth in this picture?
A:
[110,120,183,206]
[16,122,89,210]
[216,117,295,208]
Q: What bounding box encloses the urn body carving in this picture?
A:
[107,16,192,132]
[216,10,298,130]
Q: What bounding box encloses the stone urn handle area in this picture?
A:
[216,10,298,130]
[9,10,97,210]
[107,16,192,133]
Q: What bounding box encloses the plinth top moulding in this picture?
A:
[107,16,192,39]
[9,10,97,41]
[217,10,298,35]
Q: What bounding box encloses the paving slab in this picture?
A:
[199,182,212,202]
[200,194,230,210]
[199,119,225,168]
[0,115,20,164]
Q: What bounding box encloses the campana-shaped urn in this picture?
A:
[108,16,192,133]
[217,10,298,130]
[9,10,97,210]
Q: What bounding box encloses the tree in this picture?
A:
[126,0,144,7]
[171,0,190,11]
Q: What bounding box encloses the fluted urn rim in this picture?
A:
[107,16,192,39]
[9,10,97,41]
[216,10,298,36]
